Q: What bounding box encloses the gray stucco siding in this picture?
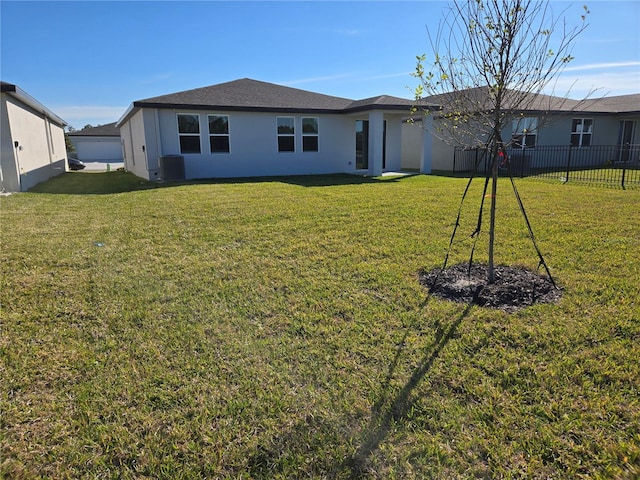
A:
[154,109,355,179]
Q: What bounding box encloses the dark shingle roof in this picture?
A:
[118,78,418,126]
[118,78,639,128]
[135,78,354,113]
[420,87,640,115]
[574,94,640,114]
[68,122,120,137]
[345,95,419,112]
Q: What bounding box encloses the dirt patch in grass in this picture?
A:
[419,263,562,313]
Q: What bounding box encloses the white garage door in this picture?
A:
[75,138,123,161]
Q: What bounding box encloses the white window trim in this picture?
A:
[277,116,295,153]
[302,117,319,153]
[512,117,538,148]
[177,113,201,155]
[207,114,230,154]
[571,118,593,147]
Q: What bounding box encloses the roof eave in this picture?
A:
[1,82,67,127]
[128,101,349,115]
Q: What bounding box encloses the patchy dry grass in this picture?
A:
[1,171,639,478]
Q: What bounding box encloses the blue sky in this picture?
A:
[2,1,639,130]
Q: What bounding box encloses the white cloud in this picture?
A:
[563,61,640,72]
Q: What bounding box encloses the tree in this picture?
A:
[413,0,589,283]
[64,132,75,154]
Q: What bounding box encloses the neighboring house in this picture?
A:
[411,88,640,171]
[68,122,123,162]
[117,78,433,181]
[1,81,68,192]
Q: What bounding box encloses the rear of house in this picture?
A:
[1,82,68,192]
[117,78,432,181]
[418,90,640,173]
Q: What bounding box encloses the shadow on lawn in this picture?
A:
[29,171,418,195]
[343,301,473,478]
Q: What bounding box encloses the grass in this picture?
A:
[1,170,639,479]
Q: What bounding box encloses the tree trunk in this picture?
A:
[488,145,499,284]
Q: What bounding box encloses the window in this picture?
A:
[208,115,230,153]
[277,117,295,152]
[571,118,593,147]
[302,117,319,152]
[178,114,201,154]
[512,117,538,148]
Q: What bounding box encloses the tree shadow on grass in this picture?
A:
[343,301,474,478]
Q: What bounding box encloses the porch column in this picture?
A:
[421,114,433,174]
[368,110,384,176]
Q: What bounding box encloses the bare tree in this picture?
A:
[413,0,589,283]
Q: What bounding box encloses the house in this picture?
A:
[68,122,123,162]
[116,78,433,181]
[411,88,640,172]
[1,81,68,192]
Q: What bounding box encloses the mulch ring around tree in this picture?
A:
[418,263,563,313]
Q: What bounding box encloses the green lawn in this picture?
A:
[2,171,639,479]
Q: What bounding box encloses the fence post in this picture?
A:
[621,144,627,189]
[475,147,479,173]
[565,144,573,183]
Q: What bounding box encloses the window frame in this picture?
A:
[570,118,593,147]
[301,117,319,152]
[208,114,230,154]
[177,113,201,155]
[277,116,295,153]
[512,116,538,148]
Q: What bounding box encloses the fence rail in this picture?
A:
[452,144,640,188]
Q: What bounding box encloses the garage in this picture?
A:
[68,122,123,161]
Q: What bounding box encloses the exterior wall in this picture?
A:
[120,109,151,180]
[401,121,422,170]
[1,94,20,192]
[70,136,123,161]
[511,114,638,147]
[383,113,403,172]
[153,109,355,179]
[0,93,67,192]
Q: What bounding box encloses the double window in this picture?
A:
[178,114,231,154]
[571,118,593,147]
[277,116,319,152]
[512,117,538,148]
[177,114,201,154]
[208,115,230,153]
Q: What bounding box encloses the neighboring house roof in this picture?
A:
[1,81,67,127]
[574,94,640,114]
[118,78,421,126]
[68,122,120,137]
[420,87,640,116]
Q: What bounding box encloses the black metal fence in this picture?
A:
[452,144,640,188]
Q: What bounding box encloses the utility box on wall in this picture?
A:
[159,155,185,181]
